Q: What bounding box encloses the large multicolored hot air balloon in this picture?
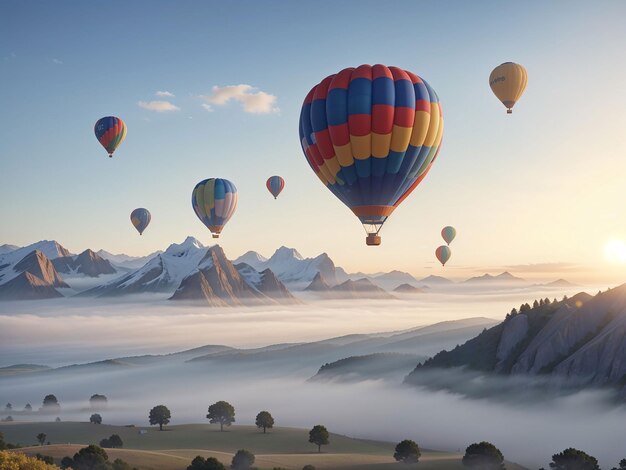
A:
[94,116,127,158]
[192,178,238,238]
[266,176,285,199]
[299,64,444,246]
[441,226,456,245]
[489,62,528,114]
[435,245,451,266]
[130,208,151,235]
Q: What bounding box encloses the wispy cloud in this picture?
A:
[201,103,214,112]
[155,90,174,97]
[51,58,63,65]
[138,100,180,112]
[200,84,279,114]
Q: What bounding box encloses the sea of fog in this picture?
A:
[2,283,625,469]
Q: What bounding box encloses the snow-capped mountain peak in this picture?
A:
[270,246,304,262]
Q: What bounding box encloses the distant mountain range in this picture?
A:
[405,285,626,398]
[0,238,579,301]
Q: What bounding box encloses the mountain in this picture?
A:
[305,272,332,291]
[5,240,72,261]
[405,287,626,397]
[0,250,69,300]
[544,278,576,287]
[310,353,423,383]
[52,249,117,277]
[233,246,344,286]
[463,271,526,284]
[170,246,297,306]
[84,237,208,296]
[0,244,19,255]
[419,275,454,286]
[314,278,395,299]
[393,283,425,294]
[97,250,162,270]
[374,270,419,285]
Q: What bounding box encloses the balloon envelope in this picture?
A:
[436,245,451,266]
[94,116,127,157]
[489,62,528,114]
[299,64,444,246]
[130,208,151,235]
[266,176,285,199]
[192,178,238,238]
[441,226,456,245]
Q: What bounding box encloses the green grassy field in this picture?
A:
[0,422,528,470]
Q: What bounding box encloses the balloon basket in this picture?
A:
[507,109,512,114]
[366,234,381,246]
[212,234,219,239]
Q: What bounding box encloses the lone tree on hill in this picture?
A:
[100,434,123,449]
[42,395,60,410]
[89,394,108,409]
[36,433,47,446]
[90,413,102,424]
[187,456,225,470]
[255,411,274,433]
[308,425,329,453]
[550,448,600,470]
[462,441,505,469]
[25,403,32,412]
[207,401,235,432]
[149,405,171,431]
[231,449,255,470]
[4,403,11,411]
[394,439,421,463]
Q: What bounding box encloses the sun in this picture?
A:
[604,239,626,264]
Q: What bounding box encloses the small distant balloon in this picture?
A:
[94,116,127,158]
[130,208,151,235]
[441,226,456,245]
[489,62,528,114]
[436,245,451,266]
[266,176,285,199]
[192,178,238,238]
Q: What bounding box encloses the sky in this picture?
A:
[2,0,626,281]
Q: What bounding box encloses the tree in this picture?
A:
[100,435,123,449]
[0,450,59,470]
[302,466,316,470]
[550,448,600,470]
[206,401,235,432]
[148,405,171,431]
[111,459,131,470]
[611,459,626,470]
[4,403,11,411]
[66,444,109,470]
[2,416,13,422]
[394,439,421,463]
[55,417,61,423]
[187,456,226,470]
[36,453,55,465]
[90,395,108,409]
[0,432,7,450]
[231,449,255,470]
[25,403,32,412]
[462,442,505,469]
[90,414,102,424]
[255,411,274,434]
[308,425,329,453]
[37,433,47,446]
[42,395,60,411]
[61,456,74,469]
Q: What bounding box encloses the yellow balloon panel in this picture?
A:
[489,62,528,113]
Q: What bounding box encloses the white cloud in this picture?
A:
[201,103,214,112]
[155,90,174,97]
[200,84,279,114]
[138,100,180,112]
[51,58,63,65]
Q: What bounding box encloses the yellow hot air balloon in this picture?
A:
[489,62,527,114]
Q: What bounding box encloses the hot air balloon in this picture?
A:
[94,116,127,158]
[489,62,528,114]
[435,245,451,266]
[441,226,456,245]
[130,208,151,235]
[192,178,237,238]
[299,64,444,246]
[266,176,285,199]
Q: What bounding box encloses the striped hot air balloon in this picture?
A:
[130,208,151,235]
[441,226,456,245]
[489,62,528,114]
[435,245,451,266]
[299,64,444,246]
[266,176,285,199]
[192,178,238,238]
[94,116,127,158]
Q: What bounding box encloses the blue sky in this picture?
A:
[2,0,626,280]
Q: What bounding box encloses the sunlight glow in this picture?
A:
[604,239,626,264]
